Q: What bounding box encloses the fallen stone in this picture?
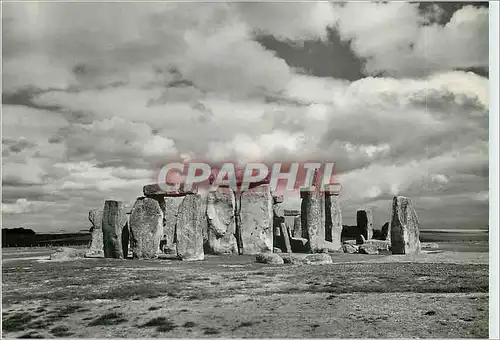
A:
[300,188,325,253]
[290,237,309,253]
[87,208,104,257]
[273,247,282,253]
[358,244,379,255]
[391,196,421,255]
[357,208,374,240]
[143,183,198,197]
[343,239,357,245]
[421,242,439,250]
[51,247,87,261]
[255,252,284,265]
[239,184,273,254]
[176,194,205,261]
[129,197,163,259]
[102,200,128,259]
[305,253,333,265]
[342,244,358,254]
[205,187,238,254]
[280,254,309,265]
[325,194,342,251]
[365,239,391,251]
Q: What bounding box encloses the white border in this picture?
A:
[489,1,499,339]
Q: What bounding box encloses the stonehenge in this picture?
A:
[86,177,421,261]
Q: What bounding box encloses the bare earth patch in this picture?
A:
[2,248,488,338]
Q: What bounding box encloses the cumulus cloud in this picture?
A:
[335,3,488,76]
[2,199,49,214]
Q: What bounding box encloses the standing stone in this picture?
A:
[280,222,292,253]
[129,197,163,259]
[163,197,182,254]
[324,187,342,251]
[380,222,391,241]
[272,196,285,251]
[122,222,130,258]
[102,200,127,259]
[391,196,421,255]
[87,208,104,256]
[239,184,273,254]
[150,196,167,253]
[176,194,205,261]
[357,208,373,240]
[293,216,302,238]
[206,187,238,254]
[300,188,325,253]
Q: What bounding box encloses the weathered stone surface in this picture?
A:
[273,201,285,238]
[380,222,391,241]
[129,197,163,259]
[359,244,379,255]
[255,252,284,265]
[300,188,325,253]
[357,208,373,240]
[280,254,309,265]
[239,184,273,254]
[290,237,308,253]
[280,222,292,253]
[292,216,303,238]
[365,239,391,251]
[325,195,342,251]
[51,247,87,261]
[391,196,421,255]
[176,194,205,261]
[206,229,238,255]
[272,194,284,204]
[205,187,238,254]
[163,197,182,254]
[87,208,104,256]
[323,183,342,196]
[273,247,282,253]
[102,200,127,259]
[305,253,333,265]
[143,183,198,197]
[284,209,300,216]
[342,244,358,254]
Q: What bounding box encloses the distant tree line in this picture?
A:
[2,228,91,247]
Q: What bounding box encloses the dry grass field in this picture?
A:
[2,245,489,338]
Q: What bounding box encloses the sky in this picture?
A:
[1,1,490,233]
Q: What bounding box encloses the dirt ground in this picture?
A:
[1,246,489,338]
